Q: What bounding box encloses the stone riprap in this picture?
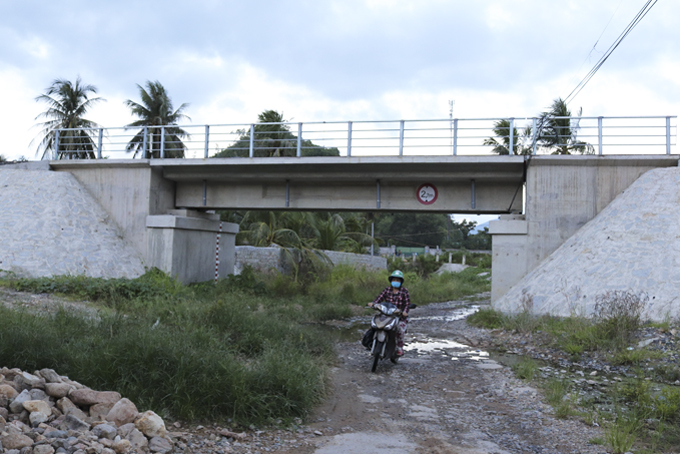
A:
[0,367,172,454]
[493,166,680,321]
[0,170,145,279]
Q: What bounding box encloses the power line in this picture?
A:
[564,0,659,105]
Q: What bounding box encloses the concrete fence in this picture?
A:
[234,246,387,275]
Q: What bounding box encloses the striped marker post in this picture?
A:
[215,221,223,283]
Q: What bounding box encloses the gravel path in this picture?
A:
[1,289,609,454]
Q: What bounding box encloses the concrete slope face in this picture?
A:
[0,169,146,279]
[493,166,680,321]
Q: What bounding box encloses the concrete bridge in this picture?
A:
[47,154,678,300]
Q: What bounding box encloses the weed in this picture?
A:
[654,364,680,383]
[544,379,569,407]
[562,342,584,359]
[594,290,648,347]
[610,348,662,366]
[605,412,644,454]
[467,308,504,329]
[618,378,653,408]
[588,437,606,445]
[512,357,537,380]
[652,387,680,421]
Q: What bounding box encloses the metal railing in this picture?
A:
[51,115,677,160]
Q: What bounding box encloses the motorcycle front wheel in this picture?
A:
[371,341,383,373]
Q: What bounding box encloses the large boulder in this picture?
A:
[134,411,166,438]
[105,399,138,427]
[0,433,34,450]
[69,389,121,406]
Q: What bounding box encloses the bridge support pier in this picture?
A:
[147,210,238,284]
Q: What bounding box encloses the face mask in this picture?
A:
[391,281,401,289]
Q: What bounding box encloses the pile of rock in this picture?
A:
[0,367,173,454]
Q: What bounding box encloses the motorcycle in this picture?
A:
[365,301,402,373]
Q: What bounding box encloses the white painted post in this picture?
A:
[453,119,458,156]
[160,126,166,158]
[462,255,466,265]
[53,130,60,160]
[399,120,405,156]
[142,126,148,158]
[249,124,255,157]
[509,118,515,154]
[448,252,452,264]
[97,128,103,159]
[667,116,672,155]
[204,125,210,158]
[347,121,353,157]
[598,117,603,155]
[297,122,302,157]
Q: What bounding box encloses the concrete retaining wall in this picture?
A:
[0,169,146,279]
[493,166,680,321]
[490,155,679,302]
[235,246,386,275]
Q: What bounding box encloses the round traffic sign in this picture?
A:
[416,183,438,205]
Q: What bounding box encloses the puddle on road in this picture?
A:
[408,304,480,323]
[318,302,492,362]
[404,338,490,361]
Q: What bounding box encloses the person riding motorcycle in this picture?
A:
[368,270,411,357]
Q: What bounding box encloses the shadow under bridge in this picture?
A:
[157,156,526,213]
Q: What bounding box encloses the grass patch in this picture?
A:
[467,308,504,329]
[0,264,489,425]
[609,348,663,367]
[511,357,537,380]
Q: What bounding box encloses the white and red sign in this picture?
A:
[416,183,438,205]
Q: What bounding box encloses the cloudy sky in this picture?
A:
[0,0,677,161]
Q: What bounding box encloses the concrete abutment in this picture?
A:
[489,155,679,305]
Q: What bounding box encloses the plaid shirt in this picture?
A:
[372,287,411,320]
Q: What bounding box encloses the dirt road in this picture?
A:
[283,299,607,454]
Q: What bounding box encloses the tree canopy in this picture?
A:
[213,110,340,158]
[484,97,593,155]
[33,77,103,160]
[125,81,190,158]
[537,98,593,155]
[484,119,532,155]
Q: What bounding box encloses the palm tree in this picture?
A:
[308,213,376,253]
[484,119,532,155]
[33,77,103,160]
[537,98,593,155]
[124,81,189,158]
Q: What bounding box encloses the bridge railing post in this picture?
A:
[399,120,405,156]
[509,118,515,155]
[453,119,458,156]
[667,116,672,155]
[297,122,302,157]
[160,126,166,159]
[97,128,103,159]
[532,118,537,155]
[249,124,255,157]
[204,125,210,158]
[598,116,603,155]
[53,130,60,160]
[347,121,353,157]
[142,126,148,159]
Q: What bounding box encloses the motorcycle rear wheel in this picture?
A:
[371,341,383,373]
